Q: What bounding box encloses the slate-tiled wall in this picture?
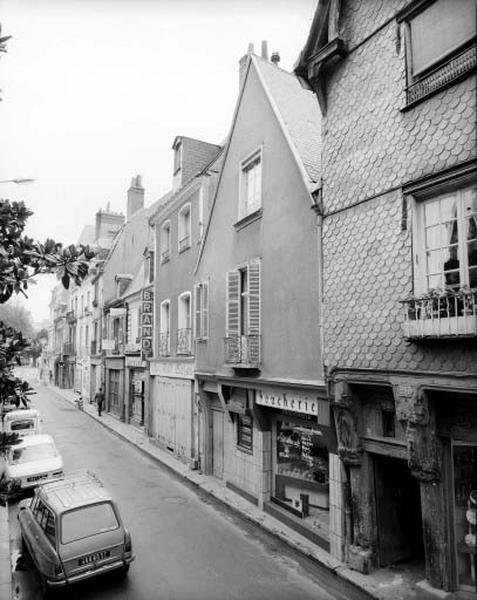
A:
[322,3,477,373]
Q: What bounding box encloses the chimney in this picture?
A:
[271,52,280,66]
[238,42,254,92]
[127,174,144,220]
[261,40,269,60]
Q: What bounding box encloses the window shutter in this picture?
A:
[202,281,209,339]
[194,284,201,339]
[247,261,260,336]
[226,270,241,336]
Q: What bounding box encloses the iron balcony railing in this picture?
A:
[176,328,192,355]
[178,235,191,253]
[224,335,261,368]
[62,342,75,355]
[401,288,477,339]
[159,332,170,357]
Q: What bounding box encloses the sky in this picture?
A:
[0,0,317,324]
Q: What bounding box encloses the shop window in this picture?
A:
[237,413,253,452]
[453,443,477,592]
[275,420,330,520]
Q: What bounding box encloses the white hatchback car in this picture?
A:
[2,434,64,494]
[2,408,42,438]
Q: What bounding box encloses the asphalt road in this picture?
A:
[9,381,343,600]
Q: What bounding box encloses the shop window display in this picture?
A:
[275,420,330,536]
[454,443,477,592]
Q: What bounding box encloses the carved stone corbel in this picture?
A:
[333,380,362,465]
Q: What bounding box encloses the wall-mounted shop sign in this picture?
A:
[149,360,194,379]
[110,307,126,317]
[256,389,329,425]
[125,356,146,368]
[141,289,153,357]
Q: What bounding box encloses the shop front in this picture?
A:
[125,355,148,428]
[104,357,125,419]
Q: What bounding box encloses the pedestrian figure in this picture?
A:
[94,386,105,416]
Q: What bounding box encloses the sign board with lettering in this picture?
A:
[149,360,194,379]
[141,289,154,357]
[255,389,330,426]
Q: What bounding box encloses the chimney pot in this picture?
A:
[271,52,280,65]
[261,40,268,60]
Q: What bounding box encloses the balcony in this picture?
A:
[224,335,261,368]
[62,342,75,355]
[101,339,124,355]
[161,249,170,264]
[124,341,141,355]
[159,332,170,357]
[401,288,477,339]
[66,310,76,323]
[176,328,192,355]
[178,235,190,253]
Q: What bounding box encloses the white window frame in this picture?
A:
[161,220,171,264]
[412,183,477,295]
[178,203,191,253]
[198,185,205,241]
[177,292,191,331]
[238,147,263,221]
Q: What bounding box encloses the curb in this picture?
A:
[47,385,394,600]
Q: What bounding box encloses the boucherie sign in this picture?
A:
[256,389,328,423]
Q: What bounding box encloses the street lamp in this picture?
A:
[0,178,35,184]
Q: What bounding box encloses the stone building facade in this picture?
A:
[297,0,476,597]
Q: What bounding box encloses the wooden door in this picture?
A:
[374,455,423,566]
[212,410,224,479]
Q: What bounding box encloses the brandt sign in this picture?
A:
[141,289,153,357]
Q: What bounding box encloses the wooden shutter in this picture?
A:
[202,281,209,339]
[226,270,241,336]
[247,261,261,335]
[194,284,201,339]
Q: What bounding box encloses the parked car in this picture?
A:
[18,472,134,593]
[2,408,42,438]
[1,434,63,495]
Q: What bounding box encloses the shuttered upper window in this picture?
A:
[194,281,209,340]
[226,260,261,337]
[408,0,475,77]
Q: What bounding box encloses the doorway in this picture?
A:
[374,454,424,567]
[212,409,224,479]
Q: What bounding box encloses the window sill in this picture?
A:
[402,42,476,111]
[234,208,263,231]
[236,445,253,456]
[178,245,191,255]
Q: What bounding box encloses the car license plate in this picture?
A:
[78,550,111,566]
[27,474,48,482]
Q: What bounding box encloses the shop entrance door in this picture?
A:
[374,455,423,567]
[212,410,224,479]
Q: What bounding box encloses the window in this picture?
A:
[178,203,191,253]
[194,281,209,340]
[177,292,191,354]
[414,185,477,293]
[86,291,90,308]
[161,221,171,264]
[225,260,261,366]
[61,503,119,544]
[239,149,262,220]
[159,300,170,356]
[148,251,155,283]
[237,412,253,452]
[402,0,476,105]
[198,186,205,241]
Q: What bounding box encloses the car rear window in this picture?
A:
[61,503,119,544]
[11,443,56,464]
[11,419,35,431]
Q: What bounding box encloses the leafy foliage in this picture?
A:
[0,198,95,454]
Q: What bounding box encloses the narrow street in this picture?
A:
[9,381,345,600]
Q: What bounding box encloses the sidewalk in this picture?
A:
[46,384,420,600]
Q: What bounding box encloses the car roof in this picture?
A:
[14,434,54,448]
[38,472,114,512]
[3,409,40,420]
